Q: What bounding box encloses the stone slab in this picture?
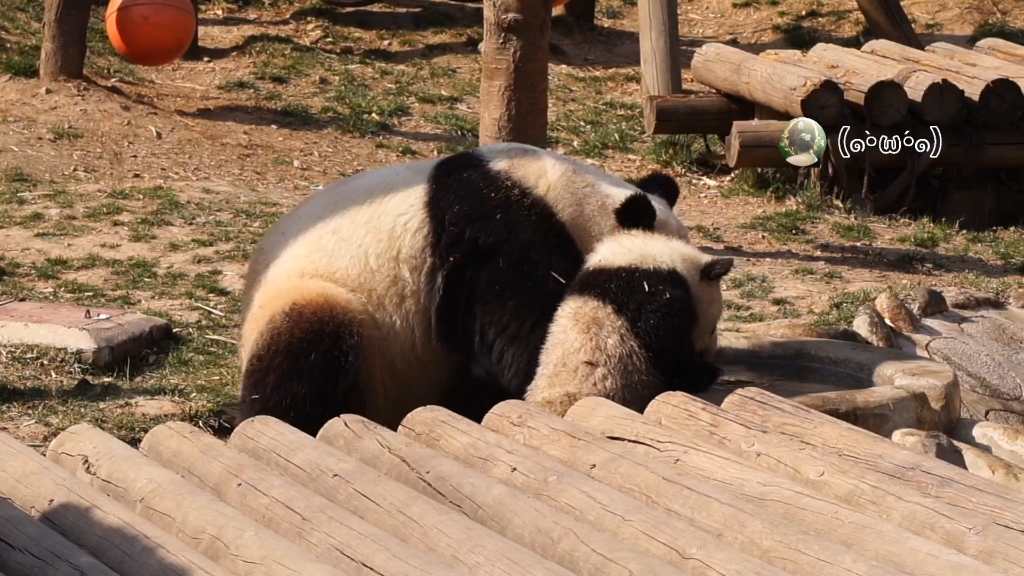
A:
[0,301,173,369]
[705,331,960,438]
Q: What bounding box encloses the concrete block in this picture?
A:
[0,301,173,369]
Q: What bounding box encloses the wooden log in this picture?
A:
[891,428,1024,493]
[725,120,799,168]
[46,424,343,576]
[690,42,846,127]
[926,42,1024,85]
[807,44,963,124]
[0,498,117,576]
[638,0,681,96]
[854,0,922,49]
[643,391,1024,573]
[483,400,904,576]
[726,120,1024,169]
[564,397,999,576]
[643,92,752,135]
[39,0,92,81]
[399,406,787,576]
[861,39,1024,123]
[139,422,454,576]
[722,387,1024,516]
[228,416,573,576]
[479,0,551,147]
[760,49,908,126]
[973,37,1024,66]
[318,414,686,576]
[0,431,228,576]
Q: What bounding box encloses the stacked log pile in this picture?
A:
[646,38,1024,172]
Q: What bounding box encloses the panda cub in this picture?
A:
[525,201,733,417]
[237,142,690,435]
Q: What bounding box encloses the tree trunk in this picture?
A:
[39,0,93,81]
[973,37,1024,66]
[479,0,552,147]
[182,0,202,60]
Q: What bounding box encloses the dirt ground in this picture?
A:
[1,0,1022,445]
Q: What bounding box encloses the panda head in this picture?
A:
[594,193,733,359]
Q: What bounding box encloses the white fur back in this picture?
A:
[479,144,689,250]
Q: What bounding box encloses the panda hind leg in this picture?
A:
[238,286,364,437]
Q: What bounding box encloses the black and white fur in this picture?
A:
[237,143,689,434]
[525,202,733,417]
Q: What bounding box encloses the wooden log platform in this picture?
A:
[4,386,1023,575]
[690,42,847,127]
[760,48,909,126]
[861,39,1024,123]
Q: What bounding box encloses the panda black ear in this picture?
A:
[700,257,734,282]
[615,192,658,231]
[634,172,679,208]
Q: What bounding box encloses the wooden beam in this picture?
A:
[760,49,908,126]
[643,92,752,135]
[638,0,681,96]
[972,37,1024,66]
[861,39,1024,124]
[479,0,552,147]
[854,0,922,49]
[808,44,964,125]
[690,43,846,128]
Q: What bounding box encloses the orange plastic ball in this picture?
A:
[105,0,196,67]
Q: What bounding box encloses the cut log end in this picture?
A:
[978,77,1024,120]
[862,78,909,126]
[799,79,846,127]
[917,78,965,125]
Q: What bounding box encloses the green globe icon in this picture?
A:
[779,117,828,167]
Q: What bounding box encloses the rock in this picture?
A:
[874,291,918,333]
[951,419,1024,469]
[910,285,948,317]
[937,286,1003,310]
[1008,290,1024,309]
[0,301,173,370]
[891,429,966,468]
[131,398,182,417]
[892,428,1024,492]
[748,319,867,344]
[851,303,895,348]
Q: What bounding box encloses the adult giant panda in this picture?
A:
[525,205,733,417]
[237,143,689,435]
